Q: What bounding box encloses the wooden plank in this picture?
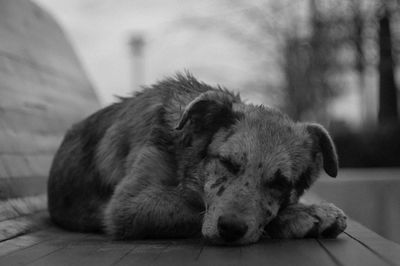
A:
[318,231,394,266]
[113,240,172,266]
[0,222,398,266]
[0,228,91,265]
[0,176,47,199]
[0,194,46,222]
[0,227,59,257]
[152,239,203,266]
[345,220,400,266]
[0,211,48,242]
[239,239,337,266]
[26,237,135,266]
[0,238,340,266]
[195,245,242,266]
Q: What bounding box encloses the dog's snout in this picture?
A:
[217,214,248,242]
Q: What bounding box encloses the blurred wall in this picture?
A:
[0,0,99,236]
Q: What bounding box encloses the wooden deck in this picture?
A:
[1,1,400,265]
[0,213,399,266]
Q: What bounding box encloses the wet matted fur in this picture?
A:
[48,73,346,245]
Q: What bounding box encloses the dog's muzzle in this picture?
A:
[217,214,248,242]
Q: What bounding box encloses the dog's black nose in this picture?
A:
[218,214,248,242]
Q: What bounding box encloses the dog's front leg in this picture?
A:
[104,184,203,239]
[265,202,347,239]
[103,147,203,239]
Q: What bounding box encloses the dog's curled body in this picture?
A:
[48,73,346,245]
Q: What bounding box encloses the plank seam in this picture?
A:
[109,245,140,266]
[0,211,48,243]
[195,242,205,261]
[0,195,47,222]
[23,234,92,265]
[239,247,243,266]
[0,231,58,258]
[344,232,398,266]
[149,242,172,265]
[316,239,345,266]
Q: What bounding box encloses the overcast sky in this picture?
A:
[33,0,364,126]
[33,0,262,103]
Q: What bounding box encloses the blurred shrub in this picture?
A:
[331,121,400,167]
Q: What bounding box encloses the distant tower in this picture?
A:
[129,33,145,91]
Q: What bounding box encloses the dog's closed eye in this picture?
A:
[264,170,292,191]
[219,156,241,175]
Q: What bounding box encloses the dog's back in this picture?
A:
[47,75,212,232]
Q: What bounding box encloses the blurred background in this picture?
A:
[14,0,400,242]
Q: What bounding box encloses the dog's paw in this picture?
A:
[311,203,347,238]
[265,203,347,239]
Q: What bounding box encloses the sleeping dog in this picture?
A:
[48,73,346,245]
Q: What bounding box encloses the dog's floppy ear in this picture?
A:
[305,123,338,178]
[176,90,238,132]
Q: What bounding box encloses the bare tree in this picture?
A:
[176,0,399,126]
[377,1,399,124]
[177,1,352,123]
[284,0,352,122]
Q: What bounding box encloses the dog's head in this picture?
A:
[176,90,338,245]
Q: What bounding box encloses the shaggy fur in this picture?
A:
[47,73,346,245]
